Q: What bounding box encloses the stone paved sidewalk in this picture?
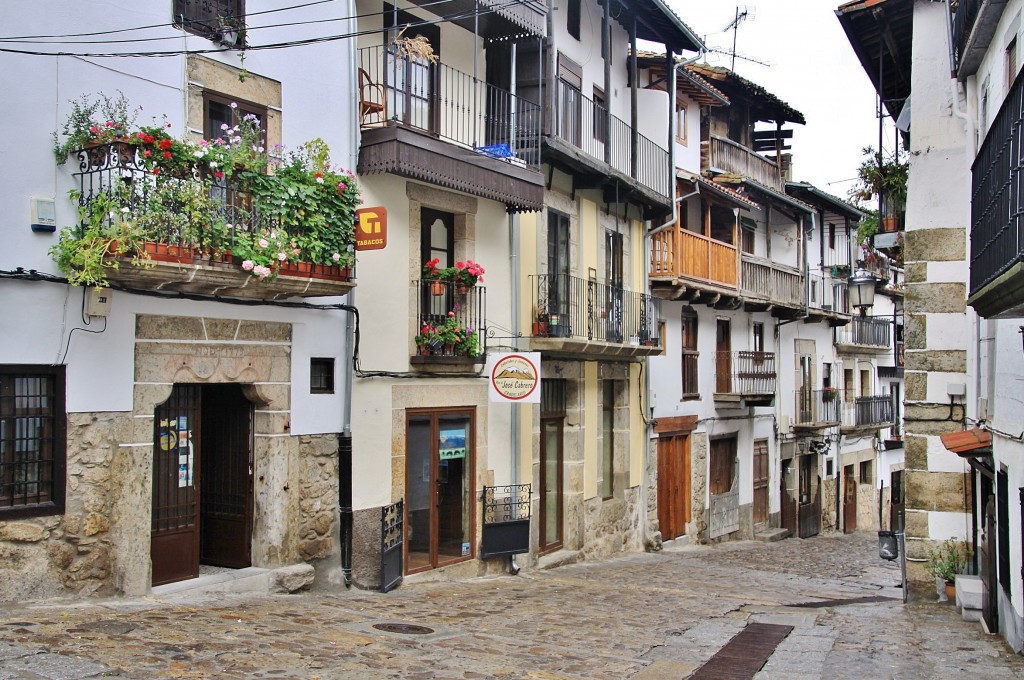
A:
[0,532,1020,679]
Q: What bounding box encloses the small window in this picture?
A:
[676,104,688,145]
[828,223,836,250]
[859,460,873,485]
[310,358,335,394]
[752,322,764,354]
[566,0,581,40]
[1007,37,1018,91]
[681,308,699,398]
[1,366,66,518]
[826,458,834,478]
[593,87,608,144]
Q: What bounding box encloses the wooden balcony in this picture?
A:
[650,228,739,301]
[705,135,783,191]
[740,256,803,317]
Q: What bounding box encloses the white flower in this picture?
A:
[332,252,341,262]
[121,207,130,213]
[230,102,238,109]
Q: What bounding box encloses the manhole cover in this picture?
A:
[372,622,434,635]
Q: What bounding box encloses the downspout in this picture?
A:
[340,0,360,588]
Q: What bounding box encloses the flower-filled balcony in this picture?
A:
[529,274,661,359]
[51,107,358,300]
[841,394,895,432]
[413,279,487,365]
[792,388,842,430]
[357,43,543,212]
[713,351,776,408]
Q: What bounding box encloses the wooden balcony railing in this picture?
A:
[714,351,776,396]
[650,228,738,288]
[706,135,782,190]
[740,256,803,308]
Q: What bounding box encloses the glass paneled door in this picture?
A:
[406,411,474,573]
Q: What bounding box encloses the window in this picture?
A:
[676,104,688,145]
[709,204,735,244]
[0,366,65,518]
[709,437,736,495]
[174,0,245,46]
[1007,37,1018,91]
[822,362,833,389]
[859,460,873,485]
[566,0,581,40]
[752,322,764,354]
[828,222,836,250]
[600,381,616,499]
[593,87,608,143]
[310,358,335,394]
[548,211,571,328]
[681,308,699,398]
[826,458,834,478]
[204,92,265,144]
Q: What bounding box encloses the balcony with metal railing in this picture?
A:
[841,395,895,431]
[705,135,783,191]
[547,81,672,207]
[834,316,892,352]
[357,44,543,212]
[529,274,661,358]
[968,67,1024,318]
[412,279,487,364]
[714,351,776,407]
[952,0,1005,78]
[740,256,803,315]
[806,272,850,325]
[792,389,842,430]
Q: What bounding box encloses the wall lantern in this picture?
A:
[848,268,877,312]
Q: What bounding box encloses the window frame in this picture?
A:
[173,0,245,46]
[0,365,66,519]
[566,0,581,41]
[676,104,688,145]
[680,308,699,399]
[310,358,335,394]
[709,436,736,496]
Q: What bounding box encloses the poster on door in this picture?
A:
[438,428,467,460]
[159,416,194,488]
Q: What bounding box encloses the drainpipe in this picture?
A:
[340,0,359,587]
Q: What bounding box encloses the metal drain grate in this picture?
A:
[788,595,898,608]
[690,622,793,679]
[372,622,435,635]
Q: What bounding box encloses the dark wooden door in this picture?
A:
[152,385,201,586]
[982,496,998,632]
[199,384,253,568]
[843,466,857,533]
[753,439,769,525]
[657,435,690,540]
[716,319,731,393]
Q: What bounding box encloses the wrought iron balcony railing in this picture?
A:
[414,279,487,360]
[952,0,979,73]
[358,44,541,168]
[714,351,776,396]
[842,395,895,429]
[553,81,671,198]
[531,274,659,346]
[835,316,891,348]
[793,389,842,428]
[970,66,1024,301]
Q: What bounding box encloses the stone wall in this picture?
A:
[690,432,709,541]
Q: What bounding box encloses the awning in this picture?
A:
[940,427,993,458]
[677,170,759,211]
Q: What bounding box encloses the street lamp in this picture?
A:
[848,267,877,313]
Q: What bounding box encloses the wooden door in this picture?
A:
[753,439,769,526]
[151,385,201,586]
[843,465,857,533]
[982,495,998,632]
[199,384,253,568]
[716,319,732,393]
[657,435,690,540]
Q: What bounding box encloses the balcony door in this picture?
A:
[557,55,582,147]
[547,211,571,336]
[716,319,732,393]
[421,208,454,318]
[752,439,769,526]
[385,6,440,133]
[539,380,565,553]
[605,230,623,342]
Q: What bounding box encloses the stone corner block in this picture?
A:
[269,563,315,593]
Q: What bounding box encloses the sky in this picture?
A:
[668,0,892,198]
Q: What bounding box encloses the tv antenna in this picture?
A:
[723,6,755,71]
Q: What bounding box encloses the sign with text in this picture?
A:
[355,206,387,250]
[488,352,541,403]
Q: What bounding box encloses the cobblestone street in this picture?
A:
[0,532,1020,679]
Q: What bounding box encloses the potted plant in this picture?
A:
[822,386,839,402]
[925,538,971,600]
[52,91,139,164]
[850,146,908,233]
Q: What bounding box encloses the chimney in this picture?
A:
[780,153,793,183]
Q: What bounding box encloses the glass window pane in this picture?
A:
[437,416,471,561]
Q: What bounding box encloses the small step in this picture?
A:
[754,528,791,542]
[955,574,983,622]
[535,549,582,571]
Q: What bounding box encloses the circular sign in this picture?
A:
[491,354,539,401]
